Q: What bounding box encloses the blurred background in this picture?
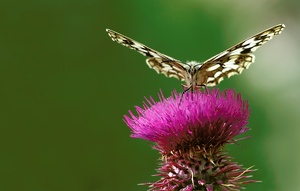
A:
[0,0,299,191]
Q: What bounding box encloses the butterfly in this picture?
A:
[106,24,285,90]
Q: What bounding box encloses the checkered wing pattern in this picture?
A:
[106,24,285,89]
[198,24,285,86]
[106,29,187,81]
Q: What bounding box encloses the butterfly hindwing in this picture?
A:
[146,58,186,81]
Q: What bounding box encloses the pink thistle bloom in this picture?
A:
[124,89,257,191]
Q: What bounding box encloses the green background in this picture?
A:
[1,0,299,191]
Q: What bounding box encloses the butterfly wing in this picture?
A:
[197,24,285,86]
[106,29,187,81]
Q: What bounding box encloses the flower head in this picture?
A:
[125,89,249,153]
[124,89,256,190]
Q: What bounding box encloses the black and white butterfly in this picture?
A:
[106,24,285,90]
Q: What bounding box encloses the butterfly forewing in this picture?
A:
[198,24,285,86]
[106,29,187,81]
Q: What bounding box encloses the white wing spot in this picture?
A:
[227,72,237,78]
[242,38,256,46]
[206,64,221,72]
[244,41,260,49]
[237,67,244,73]
[244,62,251,69]
[224,64,239,70]
[250,46,259,52]
[207,77,215,82]
[214,71,222,78]
[222,67,232,73]
[217,77,224,83]
[161,63,173,70]
[230,48,244,55]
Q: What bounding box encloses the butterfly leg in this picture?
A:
[179,84,192,104]
[195,84,209,93]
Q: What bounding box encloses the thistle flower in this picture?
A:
[124,89,256,191]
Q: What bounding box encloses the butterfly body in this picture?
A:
[182,61,203,90]
[106,24,285,90]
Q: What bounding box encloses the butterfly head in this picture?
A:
[184,61,203,90]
